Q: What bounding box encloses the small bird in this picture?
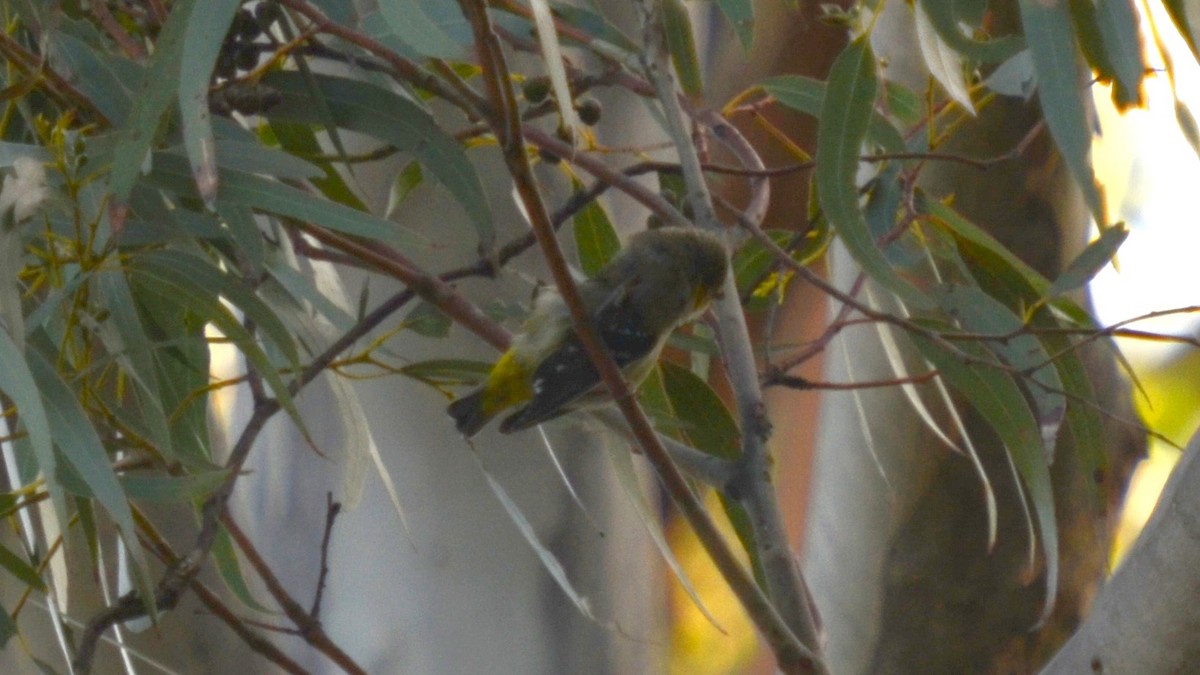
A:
[448,226,729,437]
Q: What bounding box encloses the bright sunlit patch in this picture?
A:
[1090,7,1200,567]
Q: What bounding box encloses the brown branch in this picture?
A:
[223,514,367,675]
[310,494,341,619]
[133,510,310,674]
[277,0,483,118]
[91,2,147,61]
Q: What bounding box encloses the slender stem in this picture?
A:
[458,0,818,672]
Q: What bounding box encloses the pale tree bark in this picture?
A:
[1041,427,1200,674]
[799,3,1145,673]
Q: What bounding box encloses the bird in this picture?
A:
[447,226,729,437]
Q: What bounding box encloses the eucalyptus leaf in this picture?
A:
[663,0,703,96]
[910,323,1059,626]
[1047,222,1129,298]
[715,0,754,52]
[108,0,194,201]
[572,185,620,277]
[25,335,156,616]
[178,0,241,204]
[916,0,1024,63]
[815,39,932,310]
[762,75,906,152]
[1019,0,1106,222]
[262,72,493,247]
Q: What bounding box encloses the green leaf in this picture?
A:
[1047,222,1128,298]
[910,324,1059,625]
[137,250,298,365]
[215,203,266,272]
[929,201,1107,474]
[815,39,932,310]
[25,336,156,616]
[48,28,135,124]
[387,161,424,218]
[762,74,906,152]
[917,0,1025,63]
[1019,0,1105,223]
[571,185,621,277]
[379,0,464,58]
[108,0,194,201]
[715,0,755,52]
[1163,0,1200,64]
[129,252,308,448]
[663,0,704,96]
[1074,0,1146,108]
[0,599,15,648]
[94,269,175,461]
[178,0,241,204]
[146,153,424,246]
[930,284,1066,457]
[209,140,324,180]
[921,196,1051,295]
[262,71,493,247]
[0,329,65,525]
[403,300,452,338]
[266,121,369,211]
[0,539,46,592]
[212,527,273,612]
[119,470,230,502]
[884,81,924,126]
[400,359,491,387]
[265,261,356,334]
[659,361,739,459]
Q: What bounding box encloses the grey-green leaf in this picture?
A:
[1019,0,1106,222]
[715,0,754,52]
[178,0,241,204]
[1047,222,1129,298]
[917,0,1025,63]
[263,71,493,247]
[378,0,464,58]
[911,326,1059,626]
[108,0,194,201]
[663,0,704,96]
[815,40,931,309]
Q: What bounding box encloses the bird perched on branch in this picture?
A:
[448,226,729,437]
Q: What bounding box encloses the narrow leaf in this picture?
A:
[263,72,493,246]
[379,0,463,58]
[816,40,932,309]
[475,454,601,622]
[911,325,1059,625]
[917,0,1025,63]
[571,183,620,277]
[1047,222,1129,298]
[25,338,156,616]
[1019,0,1106,222]
[715,0,754,52]
[178,0,241,203]
[108,0,194,201]
[915,4,975,114]
[762,75,905,152]
[663,0,704,96]
[146,153,425,246]
[119,471,230,502]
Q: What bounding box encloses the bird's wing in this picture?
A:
[498,285,658,433]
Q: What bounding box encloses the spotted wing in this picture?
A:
[497,293,656,433]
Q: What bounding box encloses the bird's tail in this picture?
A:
[447,389,493,438]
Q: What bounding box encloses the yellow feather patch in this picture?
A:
[481,349,534,415]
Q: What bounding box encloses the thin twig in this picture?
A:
[310,494,342,619]
[223,514,367,675]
